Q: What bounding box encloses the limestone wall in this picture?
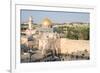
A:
[60,38,90,54]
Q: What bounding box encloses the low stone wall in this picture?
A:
[60,38,90,54]
[21,36,90,55]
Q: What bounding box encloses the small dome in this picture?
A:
[42,18,52,27]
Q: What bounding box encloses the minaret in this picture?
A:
[28,16,33,29]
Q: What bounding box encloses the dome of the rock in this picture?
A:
[42,18,52,27]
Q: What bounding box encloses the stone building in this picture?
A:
[21,17,61,56]
[37,18,61,56]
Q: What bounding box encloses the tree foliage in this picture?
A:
[54,25,89,40]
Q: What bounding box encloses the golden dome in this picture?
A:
[42,18,52,27]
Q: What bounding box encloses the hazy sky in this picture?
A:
[20,9,90,24]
